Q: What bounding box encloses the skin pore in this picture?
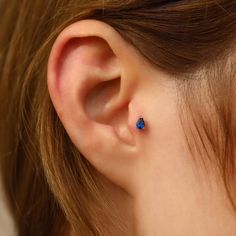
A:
[47,20,236,236]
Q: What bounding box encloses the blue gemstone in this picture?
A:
[136,118,145,130]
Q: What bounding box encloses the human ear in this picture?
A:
[47,19,145,193]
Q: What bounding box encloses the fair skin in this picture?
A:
[47,19,236,235]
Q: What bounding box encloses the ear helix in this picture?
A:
[136,117,145,130]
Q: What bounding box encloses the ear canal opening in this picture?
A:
[85,77,121,123]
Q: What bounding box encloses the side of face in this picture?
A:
[47,20,234,235]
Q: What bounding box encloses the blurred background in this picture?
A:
[0,176,16,236]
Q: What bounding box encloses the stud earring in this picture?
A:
[136,118,145,130]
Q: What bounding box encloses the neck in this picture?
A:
[133,174,236,236]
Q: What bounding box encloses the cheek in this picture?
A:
[138,83,196,180]
[131,78,194,178]
[144,86,185,155]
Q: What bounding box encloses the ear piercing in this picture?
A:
[136,117,145,130]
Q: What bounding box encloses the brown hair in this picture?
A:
[1,0,236,235]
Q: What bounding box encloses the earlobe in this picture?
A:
[47,20,141,192]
